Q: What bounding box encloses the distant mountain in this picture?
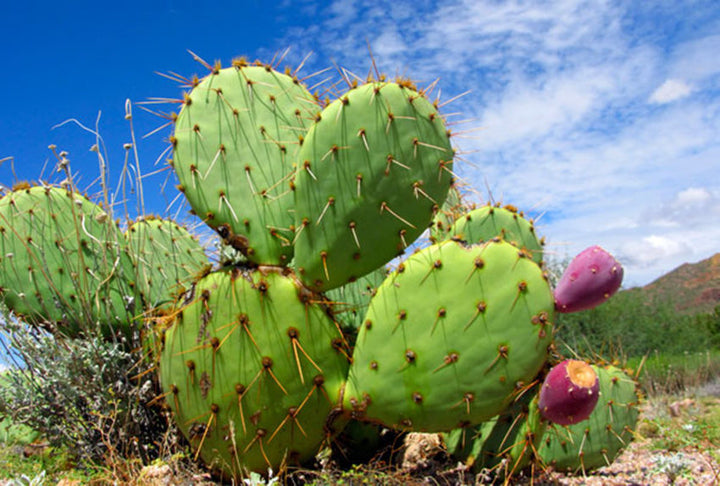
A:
[640,253,720,315]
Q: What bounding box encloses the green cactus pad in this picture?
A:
[343,239,554,432]
[158,267,349,477]
[448,204,544,265]
[0,185,138,337]
[125,217,208,311]
[537,365,640,473]
[172,63,318,266]
[293,82,454,291]
[444,386,546,476]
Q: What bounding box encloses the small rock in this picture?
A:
[57,480,82,486]
[138,464,173,486]
[668,398,695,417]
[402,432,444,471]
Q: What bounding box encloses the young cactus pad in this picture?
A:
[171,63,318,266]
[0,185,138,337]
[447,204,544,266]
[343,239,554,432]
[538,365,640,473]
[293,82,454,291]
[158,267,349,477]
[125,217,209,310]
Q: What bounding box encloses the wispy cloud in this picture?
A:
[649,79,693,104]
[281,0,720,286]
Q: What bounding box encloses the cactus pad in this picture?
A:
[125,216,208,310]
[293,82,454,291]
[158,267,349,477]
[0,185,138,337]
[343,239,554,432]
[447,204,544,265]
[172,64,318,266]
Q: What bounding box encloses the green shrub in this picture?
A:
[556,291,720,360]
[0,315,172,465]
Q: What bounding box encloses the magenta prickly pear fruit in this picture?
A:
[538,364,640,472]
[538,359,599,426]
[554,245,623,313]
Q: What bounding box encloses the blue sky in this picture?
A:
[1,0,719,289]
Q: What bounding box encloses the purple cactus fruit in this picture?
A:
[538,359,600,426]
[554,245,623,313]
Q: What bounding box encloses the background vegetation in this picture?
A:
[556,290,720,358]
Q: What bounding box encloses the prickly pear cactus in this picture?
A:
[537,365,640,473]
[125,216,208,310]
[158,267,349,477]
[171,62,318,266]
[343,239,554,432]
[293,81,454,291]
[447,204,544,265]
[0,185,138,337]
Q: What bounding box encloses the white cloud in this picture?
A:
[675,187,712,206]
[642,186,720,228]
[620,235,691,268]
[372,26,408,61]
[649,79,693,104]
